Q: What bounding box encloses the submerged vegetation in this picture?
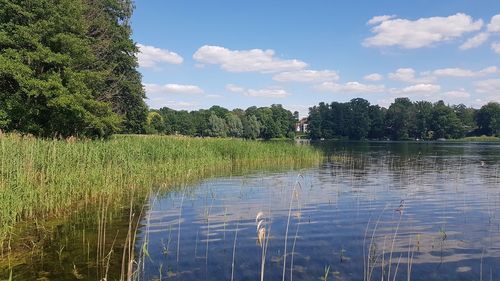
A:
[0,134,321,245]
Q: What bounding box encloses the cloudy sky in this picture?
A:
[132,0,500,117]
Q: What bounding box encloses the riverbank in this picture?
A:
[0,134,322,245]
[449,135,500,142]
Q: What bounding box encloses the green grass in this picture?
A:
[0,134,322,245]
[449,135,500,142]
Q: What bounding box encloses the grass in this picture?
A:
[0,133,322,247]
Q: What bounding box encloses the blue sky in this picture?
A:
[131,0,500,116]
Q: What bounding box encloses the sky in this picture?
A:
[131,0,500,117]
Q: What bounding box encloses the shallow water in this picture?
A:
[3,141,500,281]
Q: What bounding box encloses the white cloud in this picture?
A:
[459,15,500,50]
[206,94,223,99]
[487,15,500,33]
[285,104,313,118]
[144,83,204,95]
[315,81,386,93]
[475,79,500,94]
[400,84,441,94]
[432,66,497,77]
[148,98,196,110]
[376,98,396,108]
[364,13,483,48]
[388,68,434,83]
[193,45,307,73]
[441,90,471,98]
[492,42,500,54]
[226,84,290,98]
[225,84,245,93]
[246,88,291,98]
[137,44,183,68]
[367,15,396,25]
[460,32,490,50]
[273,70,339,83]
[363,73,384,81]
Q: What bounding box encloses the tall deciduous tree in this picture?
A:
[225,113,243,138]
[476,102,500,136]
[0,0,121,137]
[368,105,386,140]
[385,98,415,140]
[83,0,147,133]
[206,113,227,137]
[0,0,146,137]
[242,115,260,140]
[430,100,463,139]
[413,101,433,140]
[347,98,371,140]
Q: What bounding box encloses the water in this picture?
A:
[2,141,500,280]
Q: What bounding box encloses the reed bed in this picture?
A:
[0,134,322,246]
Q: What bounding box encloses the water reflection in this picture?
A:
[136,142,500,281]
[2,142,499,280]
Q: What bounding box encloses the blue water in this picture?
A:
[137,142,500,281]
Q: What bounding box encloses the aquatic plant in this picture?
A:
[231,220,240,281]
[0,134,322,247]
[256,211,270,281]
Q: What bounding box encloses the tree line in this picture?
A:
[0,0,147,138]
[145,105,298,139]
[307,98,500,140]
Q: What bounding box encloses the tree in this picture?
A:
[164,110,195,135]
[255,107,277,139]
[307,106,322,140]
[413,101,433,140]
[206,113,227,137]
[385,98,415,140]
[209,105,229,118]
[347,98,371,140]
[476,102,500,136]
[329,102,349,138]
[145,111,165,134]
[84,0,148,134]
[453,104,476,135]
[242,115,260,139]
[0,0,121,137]
[318,102,334,139]
[368,105,386,139]
[270,104,296,138]
[225,113,243,138]
[190,109,210,136]
[430,100,463,139]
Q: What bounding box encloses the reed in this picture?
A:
[0,134,322,247]
[230,220,240,281]
[256,211,270,281]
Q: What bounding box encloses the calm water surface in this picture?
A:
[3,141,500,281]
[137,141,500,281]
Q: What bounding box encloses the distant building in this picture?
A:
[296,118,308,133]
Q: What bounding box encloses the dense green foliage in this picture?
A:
[0,133,321,243]
[148,104,298,139]
[0,0,147,137]
[308,98,500,140]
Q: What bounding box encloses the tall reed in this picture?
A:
[0,134,322,255]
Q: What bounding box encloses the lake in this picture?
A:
[2,141,500,281]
